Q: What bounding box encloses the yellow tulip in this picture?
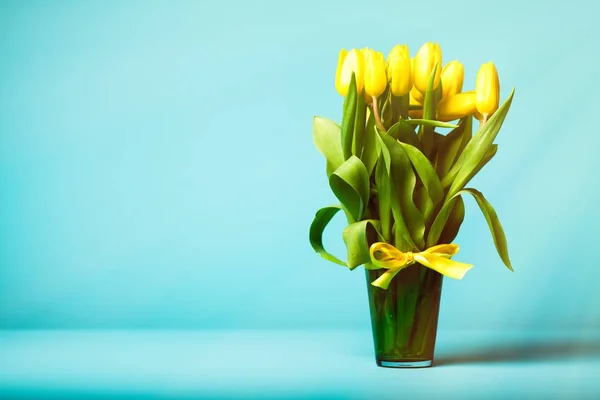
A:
[441,60,464,100]
[359,48,372,102]
[437,91,477,122]
[364,49,387,99]
[410,87,423,105]
[412,42,442,93]
[387,45,412,96]
[409,87,423,118]
[335,49,348,96]
[386,45,409,80]
[475,62,500,116]
[335,49,365,96]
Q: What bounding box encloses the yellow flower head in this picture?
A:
[437,91,477,122]
[475,62,500,116]
[410,86,423,106]
[335,49,365,97]
[412,42,442,93]
[364,48,387,100]
[387,45,412,96]
[441,60,464,100]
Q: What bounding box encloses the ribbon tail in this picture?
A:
[414,254,473,280]
[371,267,405,290]
[423,244,459,256]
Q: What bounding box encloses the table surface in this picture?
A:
[1,329,599,399]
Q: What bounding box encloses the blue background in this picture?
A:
[1,0,599,334]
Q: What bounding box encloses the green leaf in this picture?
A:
[406,119,458,129]
[398,142,443,221]
[341,74,357,160]
[342,219,382,269]
[391,196,418,252]
[426,196,460,248]
[471,144,498,178]
[426,188,513,271]
[413,185,431,228]
[438,196,465,244]
[309,206,347,266]
[462,189,513,271]
[352,93,367,157]
[379,131,424,250]
[387,120,420,148]
[329,155,370,222]
[375,157,392,242]
[375,128,391,174]
[421,66,439,121]
[313,117,345,177]
[435,116,472,179]
[418,65,440,158]
[361,111,379,176]
[444,89,515,198]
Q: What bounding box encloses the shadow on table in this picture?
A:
[436,340,600,366]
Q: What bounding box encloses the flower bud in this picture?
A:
[475,62,500,116]
[412,42,442,93]
[437,91,477,122]
[441,61,464,100]
[387,45,412,96]
[364,49,387,99]
[335,49,365,96]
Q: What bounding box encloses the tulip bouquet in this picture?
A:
[309,42,514,367]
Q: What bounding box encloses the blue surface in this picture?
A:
[1,330,599,399]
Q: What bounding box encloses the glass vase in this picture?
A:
[365,264,443,368]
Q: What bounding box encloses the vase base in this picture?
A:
[377,359,432,368]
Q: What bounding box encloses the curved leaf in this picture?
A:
[329,155,370,222]
[313,117,344,176]
[413,185,431,227]
[461,188,513,271]
[342,219,382,269]
[427,195,460,248]
[445,88,515,197]
[418,65,441,158]
[438,196,465,244]
[426,188,513,271]
[471,144,498,178]
[398,142,443,221]
[435,116,472,178]
[341,74,357,160]
[375,157,392,242]
[309,206,346,266]
[387,120,420,148]
[375,128,391,174]
[352,93,367,157]
[379,131,424,250]
[361,111,379,176]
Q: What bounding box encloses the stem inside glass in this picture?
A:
[366,264,443,367]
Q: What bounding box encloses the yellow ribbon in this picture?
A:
[368,242,474,289]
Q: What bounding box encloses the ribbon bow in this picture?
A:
[368,242,474,289]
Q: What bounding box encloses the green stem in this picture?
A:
[371,96,386,132]
[396,267,419,355]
